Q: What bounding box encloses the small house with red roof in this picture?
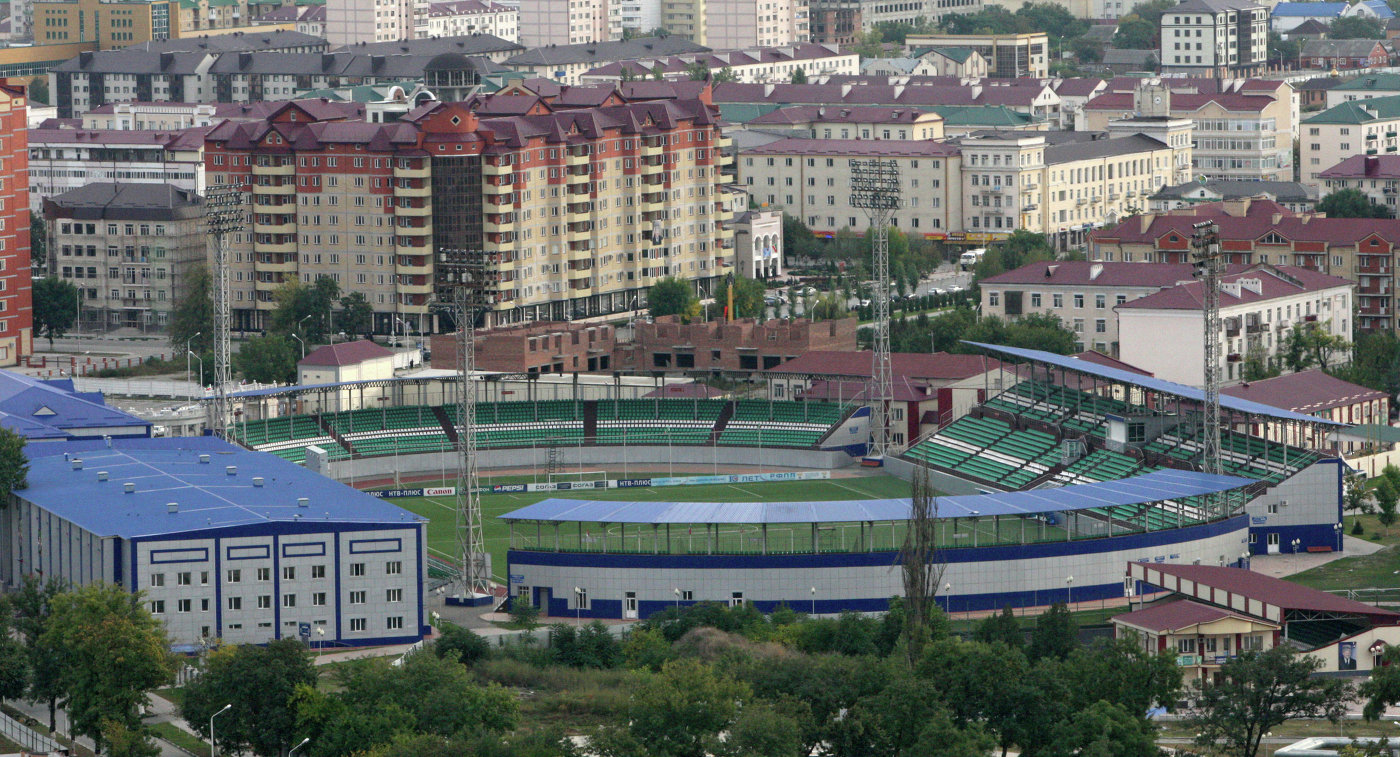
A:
[297,340,395,405]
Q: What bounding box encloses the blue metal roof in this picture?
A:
[962,342,1346,426]
[22,436,424,539]
[1363,0,1395,19]
[500,469,1254,524]
[0,372,150,439]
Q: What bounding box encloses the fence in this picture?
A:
[0,709,66,755]
[69,377,287,400]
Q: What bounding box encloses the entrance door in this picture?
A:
[624,592,638,620]
[533,587,552,616]
[1267,532,1280,555]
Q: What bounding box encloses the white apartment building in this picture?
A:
[579,43,856,84]
[519,0,620,46]
[1118,265,1354,385]
[28,127,208,210]
[620,0,661,31]
[325,0,429,44]
[1300,94,1400,190]
[427,0,518,40]
[1159,0,1269,76]
[663,0,808,49]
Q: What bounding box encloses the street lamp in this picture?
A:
[289,737,311,756]
[1242,550,1251,570]
[185,331,200,401]
[315,626,325,658]
[290,332,306,361]
[1334,522,1343,551]
[810,586,816,617]
[672,587,680,612]
[574,587,582,626]
[1292,538,1301,555]
[189,350,204,393]
[944,582,953,619]
[210,703,232,757]
[1066,575,1074,608]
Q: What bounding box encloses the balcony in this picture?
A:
[484,181,513,196]
[252,162,294,176]
[483,218,514,234]
[641,144,663,159]
[567,171,589,185]
[396,223,431,237]
[252,183,294,195]
[253,220,295,235]
[483,162,514,177]
[393,164,430,180]
[397,204,432,217]
[393,183,431,198]
[253,240,296,255]
[567,228,591,243]
[396,280,435,295]
[717,136,732,150]
[395,258,432,275]
[567,152,589,167]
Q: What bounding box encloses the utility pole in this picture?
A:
[850,158,902,461]
[1192,221,1224,514]
[204,184,245,440]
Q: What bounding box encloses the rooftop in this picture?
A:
[1116,265,1353,311]
[332,33,522,56]
[1271,1,1347,16]
[45,183,202,216]
[740,137,960,158]
[505,36,708,66]
[298,339,392,367]
[1135,562,1400,623]
[1318,153,1400,178]
[979,260,1195,288]
[1111,598,1271,633]
[1331,72,1400,92]
[1150,179,1317,203]
[22,437,423,539]
[1221,369,1387,414]
[125,29,326,54]
[1303,93,1400,124]
[1092,198,1400,246]
[1302,39,1386,58]
[769,350,1002,380]
[745,104,943,126]
[0,372,149,440]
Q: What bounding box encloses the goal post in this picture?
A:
[547,470,609,485]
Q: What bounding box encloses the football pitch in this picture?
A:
[384,474,916,578]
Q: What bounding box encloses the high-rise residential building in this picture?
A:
[1159,0,1268,76]
[28,126,208,210]
[619,0,661,33]
[519,0,619,47]
[0,84,32,367]
[44,183,205,331]
[662,0,807,48]
[203,88,732,333]
[325,0,429,44]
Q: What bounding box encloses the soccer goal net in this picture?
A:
[547,470,608,485]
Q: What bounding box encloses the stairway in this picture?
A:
[709,401,735,445]
[432,405,460,444]
[315,416,357,457]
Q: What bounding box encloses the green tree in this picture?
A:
[435,623,491,667]
[973,605,1024,651]
[32,277,78,348]
[622,627,676,672]
[718,701,804,757]
[331,653,518,737]
[1345,471,1376,527]
[684,61,709,80]
[101,720,161,757]
[169,263,214,356]
[712,66,738,83]
[1379,487,1399,536]
[1043,700,1160,757]
[1271,31,1301,65]
[40,583,175,753]
[1333,330,1400,397]
[1319,188,1393,218]
[0,426,28,499]
[790,68,808,84]
[1029,602,1079,661]
[782,214,820,262]
[271,276,341,342]
[551,621,623,669]
[181,639,318,757]
[293,684,412,757]
[622,658,749,757]
[10,576,65,730]
[918,638,1030,753]
[337,291,374,340]
[1330,15,1385,39]
[1063,635,1183,720]
[0,602,28,706]
[1375,478,1398,536]
[730,276,767,319]
[649,277,699,320]
[29,211,47,272]
[851,29,888,58]
[1285,321,1352,372]
[1188,645,1352,757]
[1362,647,1400,720]
[809,293,849,321]
[235,333,297,383]
[1112,14,1158,48]
[26,76,48,105]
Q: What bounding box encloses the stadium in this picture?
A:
[218,342,1346,621]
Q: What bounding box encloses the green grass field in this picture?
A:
[384,474,915,578]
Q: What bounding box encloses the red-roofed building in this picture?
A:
[1318,154,1400,214]
[1222,370,1387,453]
[1112,598,1279,682]
[297,340,396,410]
[1089,197,1397,332]
[767,351,1018,447]
[1117,263,1353,385]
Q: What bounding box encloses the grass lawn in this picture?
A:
[384,475,916,578]
[1157,717,1399,742]
[1286,545,1400,592]
[153,686,185,710]
[148,722,211,757]
[1343,512,1400,548]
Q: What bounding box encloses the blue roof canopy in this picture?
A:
[962,342,1346,426]
[501,469,1254,524]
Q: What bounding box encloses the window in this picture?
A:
[1240,635,1263,651]
[350,563,366,577]
[228,597,242,610]
[1053,293,1064,308]
[1095,294,1106,309]
[1267,503,1279,514]
[312,592,327,606]
[989,291,1001,307]
[283,566,296,581]
[1073,293,1085,308]
[350,591,366,604]
[387,616,404,630]
[1177,637,1197,653]
[1030,293,1042,308]
[386,588,402,602]
[177,572,191,586]
[150,573,165,587]
[283,594,297,608]
[386,561,402,575]
[258,595,272,609]
[150,600,165,614]
[1095,319,1106,333]
[350,618,367,632]
[201,598,210,612]
[312,565,326,579]
[257,567,271,582]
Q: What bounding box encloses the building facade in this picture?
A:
[34,0,178,48]
[1221,370,1387,454]
[902,32,1049,78]
[0,85,31,368]
[1299,94,1400,189]
[519,0,619,46]
[502,36,706,86]
[732,208,781,279]
[28,126,208,209]
[578,43,858,85]
[615,315,857,371]
[662,0,808,49]
[325,0,429,45]
[426,0,517,41]
[44,183,205,331]
[1159,0,1268,76]
[1317,154,1400,215]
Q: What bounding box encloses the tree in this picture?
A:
[729,276,766,320]
[1112,14,1158,48]
[712,66,738,83]
[781,214,820,262]
[684,61,709,80]
[235,333,297,383]
[973,605,1023,651]
[29,212,47,272]
[271,276,340,342]
[101,720,161,757]
[790,68,808,84]
[182,639,318,757]
[435,623,491,666]
[619,658,749,757]
[1284,321,1351,372]
[899,464,946,666]
[1379,486,1399,536]
[0,603,28,706]
[649,277,699,320]
[1345,471,1376,528]
[337,291,374,340]
[1188,645,1352,757]
[1330,15,1385,39]
[718,701,804,757]
[1319,188,1393,218]
[1028,602,1078,661]
[0,427,27,499]
[1271,31,1301,66]
[1043,700,1160,757]
[809,294,849,321]
[1063,635,1183,720]
[1362,646,1400,720]
[329,653,518,738]
[40,584,175,753]
[10,576,65,730]
[169,263,214,356]
[26,77,48,106]
[31,277,78,348]
[1333,330,1400,397]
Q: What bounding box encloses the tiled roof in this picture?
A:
[1140,562,1400,620]
[1085,90,1277,113]
[1303,94,1400,124]
[740,137,960,158]
[1111,599,1262,633]
[1332,72,1400,91]
[1221,369,1386,413]
[1319,153,1400,178]
[1149,179,1316,202]
[1302,39,1386,58]
[1044,133,1168,163]
[1092,198,1400,246]
[979,260,1195,288]
[768,350,1004,380]
[31,126,211,150]
[46,183,203,216]
[1116,265,1353,310]
[799,377,934,403]
[333,33,522,56]
[712,79,1053,109]
[747,104,942,125]
[505,36,708,66]
[298,339,392,367]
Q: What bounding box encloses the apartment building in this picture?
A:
[1325,72,1400,109]
[519,0,619,46]
[1159,0,1268,76]
[739,139,965,240]
[1082,80,1293,182]
[1148,180,1317,214]
[1088,198,1400,332]
[903,32,1049,78]
[578,43,857,85]
[712,77,1086,122]
[1300,94,1400,190]
[27,126,208,210]
[1318,154,1400,214]
[34,0,178,48]
[806,0,856,44]
[978,260,1195,356]
[1118,264,1353,385]
[43,183,205,331]
[0,85,32,368]
[426,0,517,41]
[502,36,707,85]
[743,105,946,140]
[78,99,364,129]
[662,0,808,49]
[325,0,429,44]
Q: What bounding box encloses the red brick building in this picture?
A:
[0,82,30,366]
[430,321,616,373]
[615,316,858,372]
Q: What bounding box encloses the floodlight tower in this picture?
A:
[204,184,245,440]
[850,159,902,461]
[1191,221,1224,506]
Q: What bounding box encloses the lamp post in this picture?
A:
[672,587,680,612]
[1066,575,1074,608]
[315,626,325,658]
[574,587,582,626]
[189,350,204,393]
[944,581,953,620]
[810,586,816,617]
[289,737,311,756]
[185,331,200,401]
[1292,538,1301,556]
[1242,550,1251,570]
[1334,522,1343,551]
[291,332,306,361]
[210,703,232,757]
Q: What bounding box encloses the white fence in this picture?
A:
[70,377,288,399]
[0,709,65,755]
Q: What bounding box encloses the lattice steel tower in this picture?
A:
[204,185,245,440]
[1191,221,1225,507]
[850,159,902,460]
[450,287,490,598]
